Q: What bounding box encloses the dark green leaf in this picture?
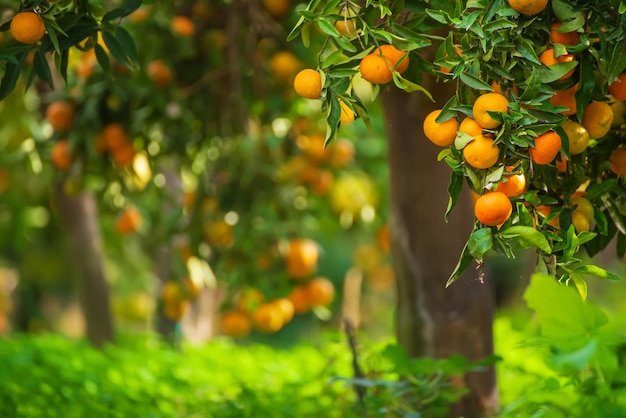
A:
[0,52,26,100]
[101,30,129,66]
[445,171,463,221]
[114,26,138,65]
[33,50,53,89]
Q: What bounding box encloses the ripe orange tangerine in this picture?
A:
[474,192,513,226]
[549,83,578,116]
[508,0,548,15]
[539,48,576,81]
[115,206,142,234]
[459,117,484,137]
[46,101,76,132]
[373,44,410,73]
[306,277,335,307]
[496,167,526,197]
[220,310,252,338]
[51,140,72,170]
[463,135,500,169]
[550,21,580,46]
[530,131,562,165]
[359,54,393,85]
[472,93,509,129]
[10,12,46,44]
[171,16,195,37]
[609,73,626,101]
[610,147,626,176]
[423,109,458,146]
[285,238,319,279]
[294,69,322,99]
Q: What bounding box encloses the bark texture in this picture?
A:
[382,83,498,416]
[54,184,114,347]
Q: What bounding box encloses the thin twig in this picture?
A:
[343,317,366,408]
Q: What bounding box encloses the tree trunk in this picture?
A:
[54,183,114,347]
[381,84,498,415]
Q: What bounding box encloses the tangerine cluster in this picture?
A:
[423,5,625,238]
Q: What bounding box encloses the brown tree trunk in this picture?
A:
[381,84,498,415]
[54,183,114,347]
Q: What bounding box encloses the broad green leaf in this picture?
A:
[0,52,24,100]
[499,226,551,253]
[33,50,53,89]
[551,338,597,371]
[467,228,493,260]
[524,274,608,350]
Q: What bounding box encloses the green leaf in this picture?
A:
[467,228,493,260]
[499,226,551,253]
[574,265,621,281]
[446,241,474,287]
[101,30,129,66]
[445,171,463,221]
[317,17,341,37]
[568,273,588,301]
[114,26,138,66]
[33,50,53,89]
[391,73,433,98]
[325,95,341,146]
[524,274,608,350]
[0,53,24,100]
[459,72,492,90]
[95,43,111,74]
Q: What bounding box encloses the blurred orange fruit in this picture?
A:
[220,310,252,338]
[115,206,142,234]
[285,238,319,279]
[46,101,76,132]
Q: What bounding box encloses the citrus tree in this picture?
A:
[0,0,397,347]
[288,0,626,414]
[291,0,626,292]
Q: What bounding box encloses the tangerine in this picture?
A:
[562,120,590,155]
[463,135,500,169]
[550,21,580,45]
[115,206,142,234]
[472,93,509,129]
[285,238,319,279]
[294,69,322,99]
[609,147,626,176]
[359,54,393,85]
[609,73,626,100]
[306,277,335,307]
[10,12,45,44]
[530,131,562,165]
[474,192,513,226]
[373,44,410,73]
[549,83,578,116]
[423,109,458,146]
[220,311,252,338]
[46,101,76,132]
[51,140,72,170]
[508,0,548,15]
[582,101,614,139]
